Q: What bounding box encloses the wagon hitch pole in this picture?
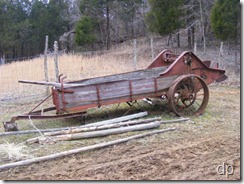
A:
[3,109,86,132]
[3,81,81,132]
[2,93,53,132]
[28,94,52,114]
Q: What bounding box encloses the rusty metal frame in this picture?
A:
[153,78,158,96]
[129,80,133,102]
[96,84,101,107]
[7,107,86,124]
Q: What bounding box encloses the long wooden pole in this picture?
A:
[0,117,189,137]
[27,121,161,143]
[0,112,148,137]
[80,111,148,128]
[0,128,176,171]
[44,117,161,136]
[44,117,189,137]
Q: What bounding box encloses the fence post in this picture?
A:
[218,42,224,69]
[133,39,138,70]
[150,37,154,60]
[44,35,49,95]
[54,41,59,82]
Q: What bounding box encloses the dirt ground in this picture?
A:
[0,84,240,180]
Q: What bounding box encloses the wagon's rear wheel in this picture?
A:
[168,74,209,116]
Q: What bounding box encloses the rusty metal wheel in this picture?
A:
[168,74,209,116]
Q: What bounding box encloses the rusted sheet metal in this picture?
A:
[148,50,226,84]
[147,49,178,68]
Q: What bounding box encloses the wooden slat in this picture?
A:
[57,75,179,110]
[67,66,168,85]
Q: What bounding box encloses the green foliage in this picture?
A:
[211,0,240,41]
[0,0,69,60]
[146,0,183,36]
[75,16,97,47]
[0,0,31,55]
[29,0,69,54]
[78,0,146,49]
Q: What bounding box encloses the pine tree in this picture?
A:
[211,0,240,42]
[75,16,97,48]
[211,0,240,72]
[146,0,183,46]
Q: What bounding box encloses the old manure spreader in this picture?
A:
[4,50,227,131]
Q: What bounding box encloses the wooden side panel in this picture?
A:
[56,74,179,112]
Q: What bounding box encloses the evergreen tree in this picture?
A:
[29,0,69,54]
[77,0,145,50]
[146,0,183,46]
[0,0,32,59]
[211,0,240,42]
[211,0,240,71]
[75,16,97,48]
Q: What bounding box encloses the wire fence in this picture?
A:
[0,36,240,104]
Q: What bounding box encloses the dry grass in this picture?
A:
[0,36,239,101]
[0,142,33,161]
[0,41,154,100]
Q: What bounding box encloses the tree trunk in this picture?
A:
[177,31,180,47]
[235,31,239,74]
[191,26,195,47]
[98,20,106,49]
[187,28,192,49]
[199,0,206,53]
[167,33,172,47]
[106,4,110,50]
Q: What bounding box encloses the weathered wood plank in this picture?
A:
[68,66,168,85]
[59,75,178,110]
[44,117,162,136]
[29,122,161,143]
[19,66,168,89]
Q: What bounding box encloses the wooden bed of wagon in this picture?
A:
[3,49,227,131]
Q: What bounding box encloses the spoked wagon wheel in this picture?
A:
[168,74,209,116]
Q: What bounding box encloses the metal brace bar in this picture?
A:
[129,80,133,102]
[96,84,101,107]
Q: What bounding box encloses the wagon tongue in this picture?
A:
[216,74,228,82]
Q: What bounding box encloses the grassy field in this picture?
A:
[0,41,152,99]
[0,84,240,180]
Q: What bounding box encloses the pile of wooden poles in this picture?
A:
[26,111,190,144]
[0,111,194,171]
